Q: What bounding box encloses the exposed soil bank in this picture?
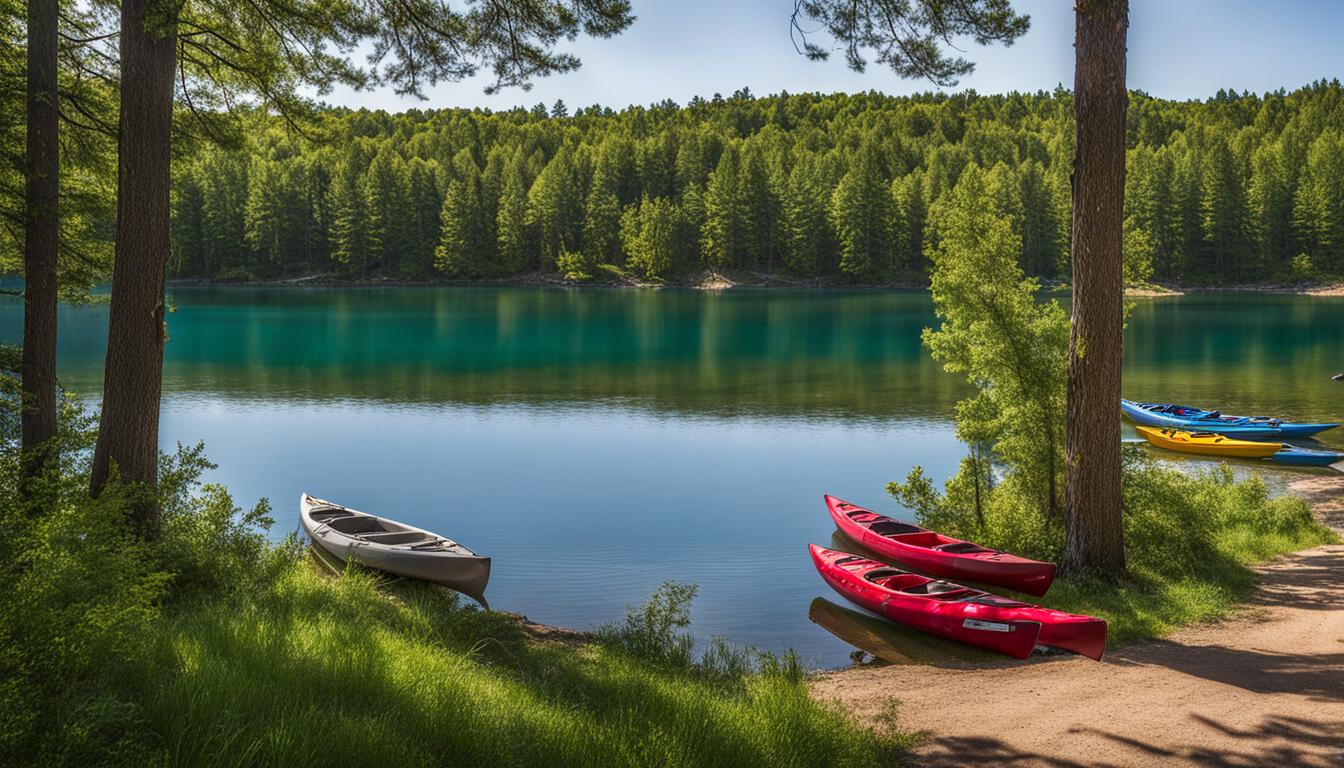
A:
[811,479,1344,767]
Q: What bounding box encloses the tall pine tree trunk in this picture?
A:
[1064,0,1127,574]
[21,0,60,492]
[89,0,179,533]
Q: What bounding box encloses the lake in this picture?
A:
[3,287,1342,667]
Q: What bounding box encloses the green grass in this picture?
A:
[125,565,911,768]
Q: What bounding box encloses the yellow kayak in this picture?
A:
[1134,426,1282,459]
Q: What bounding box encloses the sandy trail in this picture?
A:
[811,480,1344,767]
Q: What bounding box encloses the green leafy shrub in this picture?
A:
[599,581,699,668]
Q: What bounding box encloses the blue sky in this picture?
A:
[324,0,1344,111]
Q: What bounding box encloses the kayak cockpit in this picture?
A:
[866,569,974,599]
[886,530,993,554]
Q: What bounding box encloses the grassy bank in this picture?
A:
[0,440,909,767]
[129,566,910,768]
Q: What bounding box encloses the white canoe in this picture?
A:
[299,493,491,607]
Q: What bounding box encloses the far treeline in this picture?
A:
[169,81,1344,286]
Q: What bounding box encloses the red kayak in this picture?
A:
[810,545,1106,660]
[826,495,1057,596]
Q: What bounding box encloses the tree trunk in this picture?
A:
[89,0,179,534]
[20,0,60,492]
[1064,0,1128,574]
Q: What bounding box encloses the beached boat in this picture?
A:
[1134,426,1282,458]
[826,495,1056,596]
[810,544,1106,660]
[1121,399,1339,439]
[299,493,491,606]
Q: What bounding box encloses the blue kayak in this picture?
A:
[1270,446,1344,467]
[1121,399,1340,439]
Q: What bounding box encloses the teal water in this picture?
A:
[2,288,1342,667]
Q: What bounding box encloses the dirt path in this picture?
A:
[812,481,1344,767]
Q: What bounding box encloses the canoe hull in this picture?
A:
[826,495,1056,596]
[299,494,491,606]
[810,545,1105,660]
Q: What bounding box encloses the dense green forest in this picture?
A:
[91,81,1344,285]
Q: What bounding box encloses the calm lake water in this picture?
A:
[3,287,1342,667]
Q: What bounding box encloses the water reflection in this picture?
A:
[19,287,967,419]
[808,597,999,666]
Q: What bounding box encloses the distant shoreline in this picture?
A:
[163,272,1344,297]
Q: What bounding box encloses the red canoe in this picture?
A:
[810,544,1106,660]
[826,495,1057,596]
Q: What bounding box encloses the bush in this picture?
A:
[0,394,294,765]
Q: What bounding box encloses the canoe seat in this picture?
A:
[326,516,389,535]
[357,531,436,545]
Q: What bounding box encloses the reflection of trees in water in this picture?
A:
[22,288,1344,420]
[37,288,971,418]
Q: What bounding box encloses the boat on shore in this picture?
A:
[826,495,1056,596]
[299,493,491,606]
[1121,399,1339,439]
[810,545,1106,660]
[1134,426,1282,458]
[1135,426,1344,467]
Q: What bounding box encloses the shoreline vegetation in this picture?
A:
[164,270,1344,298]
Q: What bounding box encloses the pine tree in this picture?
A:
[170,172,206,276]
[1017,160,1062,278]
[1247,140,1294,274]
[627,196,688,280]
[782,156,832,277]
[363,146,411,276]
[1292,129,1344,274]
[527,147,582,270]
[701,145,745,270]
[829,143,896,281]
[584,162,623,266]
[496,153,534,274]
[435,149,487,277]
[328,143,372,277]
[738,142,780,271]
[1199,135,1249,281]
[405,158,443,277]
[891,170,927,274]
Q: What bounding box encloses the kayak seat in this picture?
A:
[870,572,928,591]
[935,542,992,554]
[867,520,923,536]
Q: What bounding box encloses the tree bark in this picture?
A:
[1064,0,1128,574]
[89,0,179,533]
[21,0,60,491]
